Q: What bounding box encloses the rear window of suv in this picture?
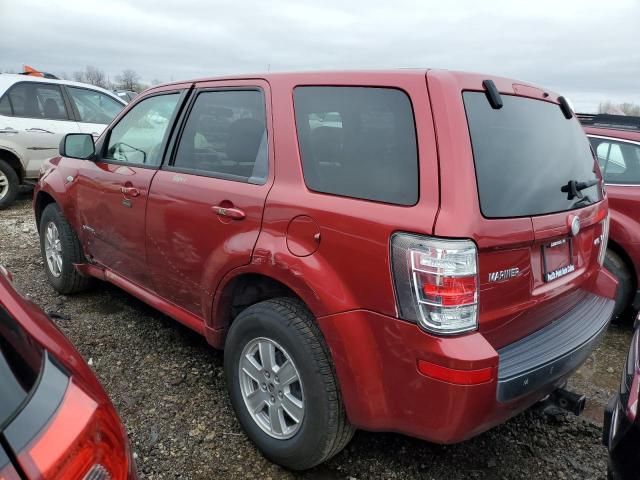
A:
[294,87,418,205]
[464,92,602,218]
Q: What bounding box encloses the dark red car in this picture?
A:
[580,114,640,319]
[0,266,135,479]
[604,313,640,479]
[32,70,616,469]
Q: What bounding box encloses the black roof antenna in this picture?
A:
[482,80,503,109]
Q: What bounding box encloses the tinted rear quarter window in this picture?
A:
[464,92,602,218]
[294,87,418,205]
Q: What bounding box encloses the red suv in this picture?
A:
[0,266,135,479]
[579,114,640,319]
[33,70,617,470]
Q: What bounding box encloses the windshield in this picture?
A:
[464,92,602,218]
[0,305,43,428]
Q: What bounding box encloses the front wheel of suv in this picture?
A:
[0,158,20,209]
[224,298,354,470]
[39,203,93,294]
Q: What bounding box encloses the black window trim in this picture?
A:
[292,84,421,207]
[588,134,640,186]
[0,80,74,122]
[63,84,126,125]
[163,86,270,185]
[96,89,191,171]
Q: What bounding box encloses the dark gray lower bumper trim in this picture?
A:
[497,293,615,402]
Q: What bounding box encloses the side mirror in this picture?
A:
[59,133,95,160]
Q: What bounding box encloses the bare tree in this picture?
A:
[84,66,108,88]
[116,69,140,91]
[598,101,640,116]
[72,70,86,83]
[619,103,640,116]
[71,66,108,88]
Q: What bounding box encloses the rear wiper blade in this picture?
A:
[561,179,599,200]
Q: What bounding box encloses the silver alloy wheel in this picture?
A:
[0,171,8,200]
[44,222,63,278]
[239,337,305,440]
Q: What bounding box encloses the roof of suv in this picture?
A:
[0,73,125,103]
[146,69,563,100]
[578,113,640,142]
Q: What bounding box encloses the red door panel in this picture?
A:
[76,161,156,287]
[145,80,274,320]
[145,172,270,317]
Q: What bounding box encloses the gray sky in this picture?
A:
[1,0,639,111]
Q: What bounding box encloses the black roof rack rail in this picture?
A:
[577,113,640,131]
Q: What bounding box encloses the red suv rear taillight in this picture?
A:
[391,233,478,335]
[597,213,610,266]
[16,381,134,480]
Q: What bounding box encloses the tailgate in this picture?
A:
[428,71,610,350]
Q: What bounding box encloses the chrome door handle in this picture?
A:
[212,205,246,220]
[120,186,140,197]
[26,127,55,134]
[0,127,18,134]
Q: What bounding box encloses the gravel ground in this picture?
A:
[0,191,635,480]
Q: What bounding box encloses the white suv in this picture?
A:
[0,74,126,208]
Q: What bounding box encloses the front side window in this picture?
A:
[67,87,124,124]
[172,90,268,183]
[591,137,640,184]
[0,82,69,120]
[104,93,180,166]
[294,87,418,205]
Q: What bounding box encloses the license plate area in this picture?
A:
[542,238,575,282]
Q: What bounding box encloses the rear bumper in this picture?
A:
[318,285,615,444]
[497,294,613,402]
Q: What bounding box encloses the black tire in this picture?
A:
[39,203,92,294]
[0,158,20,209]
[604,249,634,321]
[224,298,354,470]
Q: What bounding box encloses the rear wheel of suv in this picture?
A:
[39,203,92,294]
[0,158,19,209]
[604,249,634,321]
[224,297,354,470]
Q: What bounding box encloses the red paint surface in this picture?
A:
[0,274,135,479]
[585,126,640,287]
[33,70,617,443]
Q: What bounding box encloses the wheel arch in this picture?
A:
[207,270,326,349]
[0,147,25,182]
[607,238,638,290]
[34,190,58,232]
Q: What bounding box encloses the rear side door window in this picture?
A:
[591,137,640,184]
[293,86,419,205]
[104,93,181,166]
[171,89,268,184]
[66,87,124,125]
[0,83,70,120]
